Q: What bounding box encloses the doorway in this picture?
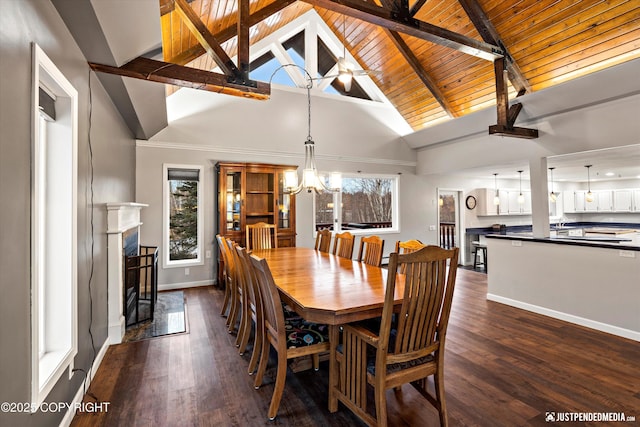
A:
[437,190,463,256]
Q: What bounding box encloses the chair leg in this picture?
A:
[236,294,249,350]
[220,279,230,316]
[374,381,388,427]
[254,334,270,389]
[312,354,320,371]
[473,248,478,270]
[434,367,448,427]
[267,351,288,420]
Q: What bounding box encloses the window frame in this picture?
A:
[314,172,400,235]
[162,164,205,268]
[31,43,78,408]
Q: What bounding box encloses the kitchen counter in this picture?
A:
[466,221,640,236]
[486,233,640,251]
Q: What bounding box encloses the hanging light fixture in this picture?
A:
[517,170,525,204]
[271,65,341,195]
[493,173,500,205]
[548,167,557,202]
[337,15,354,92]
[585,165,594,202]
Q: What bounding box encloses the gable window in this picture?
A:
[163,165,204,267]
[31,43,78,407]
[315,174,399,233]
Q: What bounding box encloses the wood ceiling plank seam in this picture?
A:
[302,0,503,61]
[479,0,534,24]
[161,13,174,61]
[526,36,640,89]
[413,0,459,24]
[514,11,640,74]
[438,68,497,96]
[501,0,617,48]
[166,0,301,65]
[402,108,448,123]
[385,29,454,116]
[174,0,242,77]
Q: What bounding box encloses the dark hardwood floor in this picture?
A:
[72,269,640,426]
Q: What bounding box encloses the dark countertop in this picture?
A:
[485,233,640,251]
[466,222,640,236]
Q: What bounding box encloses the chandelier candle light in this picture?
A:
[270,64,341,195]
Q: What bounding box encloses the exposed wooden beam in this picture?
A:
[457,0,530,93]
[489,58,537,139]
[409,0,428,16]
[166,0,298,66]
[89,57,270,100]
[301,0,503,61]
[159,0,196,16]
[386,30,454,117]
[237,0,250,77]
[173,0,242,79]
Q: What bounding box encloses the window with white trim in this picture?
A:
[315,174,399,233]
[31,43,78,407]
[163,165,204,267]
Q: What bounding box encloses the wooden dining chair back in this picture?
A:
[314,229,332,253]
[356,235,385,267]
[250,254,330,421]
[332,245,460,427]
[246,222,277,250]
[234,245,264,374]
[223,237,242,334]
[332,231,355,259]
[394,239,426,254]
[215,235,233,318]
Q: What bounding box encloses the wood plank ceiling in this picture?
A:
[158,0,640,132]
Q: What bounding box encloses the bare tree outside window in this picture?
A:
[169,177,199,260]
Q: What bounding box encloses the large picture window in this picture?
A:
[315,174,399,233]
[163,165,204,267]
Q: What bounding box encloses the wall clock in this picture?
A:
[465,195,477,210]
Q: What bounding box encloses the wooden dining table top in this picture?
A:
[251,247,404,325]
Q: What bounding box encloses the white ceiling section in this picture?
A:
[52,0,167,139]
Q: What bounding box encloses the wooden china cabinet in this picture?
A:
[216,162,297,281]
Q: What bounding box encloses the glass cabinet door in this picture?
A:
[225,171,242,231]
[277,171,293,231]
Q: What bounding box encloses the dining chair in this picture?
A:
[332,231,355,259]
[223,237,242,334]
[331,245,460,427]
[234,245,264,373]
[356,235,385,267]
[216,235,232,318]
[394,239,426,254]
[246,222,277,250]
[315,229,332,253]
[250,254,330,421]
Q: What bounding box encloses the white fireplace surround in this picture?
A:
[106,202,147,344]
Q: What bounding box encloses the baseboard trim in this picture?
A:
[486,293,640,342]
[158,279,214,292]
[59,338,110,427]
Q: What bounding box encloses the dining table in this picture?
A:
[250,246,405,412]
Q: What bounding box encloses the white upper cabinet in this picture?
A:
[614,189,633,212]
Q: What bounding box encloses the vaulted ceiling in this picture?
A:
[153,0,640,133]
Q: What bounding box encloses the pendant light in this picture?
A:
[493,173,500,205]
[585,165,594,202]
[548,167,557,202]
[517,170,525,204]
[271,64,341,195]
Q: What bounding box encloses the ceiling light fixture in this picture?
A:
[585,165,594,202]
[270,64,341,195]
[548,167,557,203]
[337,16,354,92]
[517,170,525,204]
[493,173,500,205]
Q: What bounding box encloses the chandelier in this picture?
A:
[270,64,341,195]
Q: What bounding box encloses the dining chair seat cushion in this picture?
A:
[281,301,298,320]
[284,317,329,348]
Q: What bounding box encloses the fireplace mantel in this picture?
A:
[106,202,148,344]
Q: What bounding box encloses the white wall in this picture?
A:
[136,86,428,288]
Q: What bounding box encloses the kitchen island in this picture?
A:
[485,232,639,341]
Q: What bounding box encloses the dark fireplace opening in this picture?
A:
[122,229,158,326]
